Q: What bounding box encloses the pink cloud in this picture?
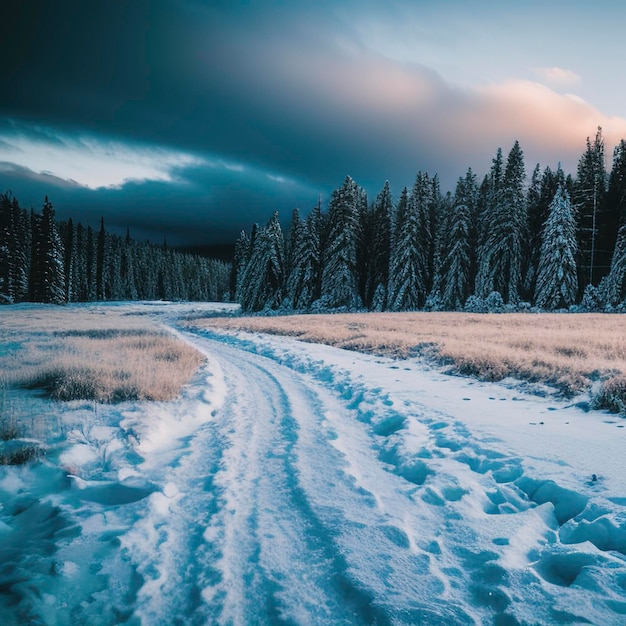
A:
[533,66,582,86]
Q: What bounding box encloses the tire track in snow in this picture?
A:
[181,333,480,625]
[190,337,394,625]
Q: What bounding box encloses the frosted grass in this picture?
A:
[198,311,626,400]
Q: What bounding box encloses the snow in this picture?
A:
[1,301,626,625]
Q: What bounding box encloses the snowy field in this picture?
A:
[1,302,626,625]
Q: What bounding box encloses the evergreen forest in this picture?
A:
[0,195,231,304]
[234,129,626,313]
[4,128,626,314]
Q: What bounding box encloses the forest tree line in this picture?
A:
[0,194,231,304]
[233,128,626,313]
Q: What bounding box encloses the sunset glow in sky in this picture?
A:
[1,0,625,247]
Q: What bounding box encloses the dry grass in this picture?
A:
[193,312,626,407]
[1,306,204,403]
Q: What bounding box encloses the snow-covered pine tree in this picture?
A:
[603,223,626,305]
[320,176,362,309]
[232,229,251,302]
[28,197,66,303]
[429,174,447,296]
[239,211,285,311]
[120,228,138,300]
[387,185,426,311]
[96,217,107,300]
[525,164,568,299]
[61,218,76,302]
[306,199,323,303]
[475,141,527,303]
[0,193,12,302]
[574,126,606,287]
[438,175,473,309]
[534,185,578,309]
[411,172,433,304]
[284,208,318,310]
[363,181,392,308]
[603,139,626,278]
[0,193,30,303]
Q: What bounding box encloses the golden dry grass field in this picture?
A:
[194,312,626,410]
[0,306,203,403]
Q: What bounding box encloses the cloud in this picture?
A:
[0,122,205,189]
[533,66,582,87]
[2,2,626,247]
[466,80,626,173]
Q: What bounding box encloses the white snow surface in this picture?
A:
[1,301,626,625]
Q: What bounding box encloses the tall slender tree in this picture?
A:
[387,186,425,311]
[28,197,66,303]
[437,174,475,309]
[239,211,285,311]
[534,185,578,309]
[602,223,626,306]
[575,126,606,287]
[475,141,527,302]
[320,176,362,309]
[363,181,392,308]
[284,208,318,310]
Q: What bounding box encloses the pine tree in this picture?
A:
[575,126,606,287]
[62,218,76,302]
[0,192,29,303]
[120,228,138,300]
[411,172,433,304]
[438,175,474,309]
[363,181,392,308]
[534,185,578,309]
[232,229,251,302]
[96,217,107,300]
[604,139,626,273]
[603,223,626,305]
[306,199,323,303]
[387,186,425,311]
[239,211,285,311]
[29,197,66,303]
[320,176,362,309]
[525,164,567,299]
[0,193,12,302]
[475,141,528,303]
[429,175,447,296]
[284,208,318,310]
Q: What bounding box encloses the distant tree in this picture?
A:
[95,217,106,300]
[120,228,138,300]
[0,192,29,302]
[29,197,66,303]
[61,218,76,302]
[534,185,578,309]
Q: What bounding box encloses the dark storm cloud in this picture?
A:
[2,0,625,245]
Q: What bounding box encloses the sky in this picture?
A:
[1,0,626,252]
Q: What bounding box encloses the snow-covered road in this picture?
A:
[2,310,626,625]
